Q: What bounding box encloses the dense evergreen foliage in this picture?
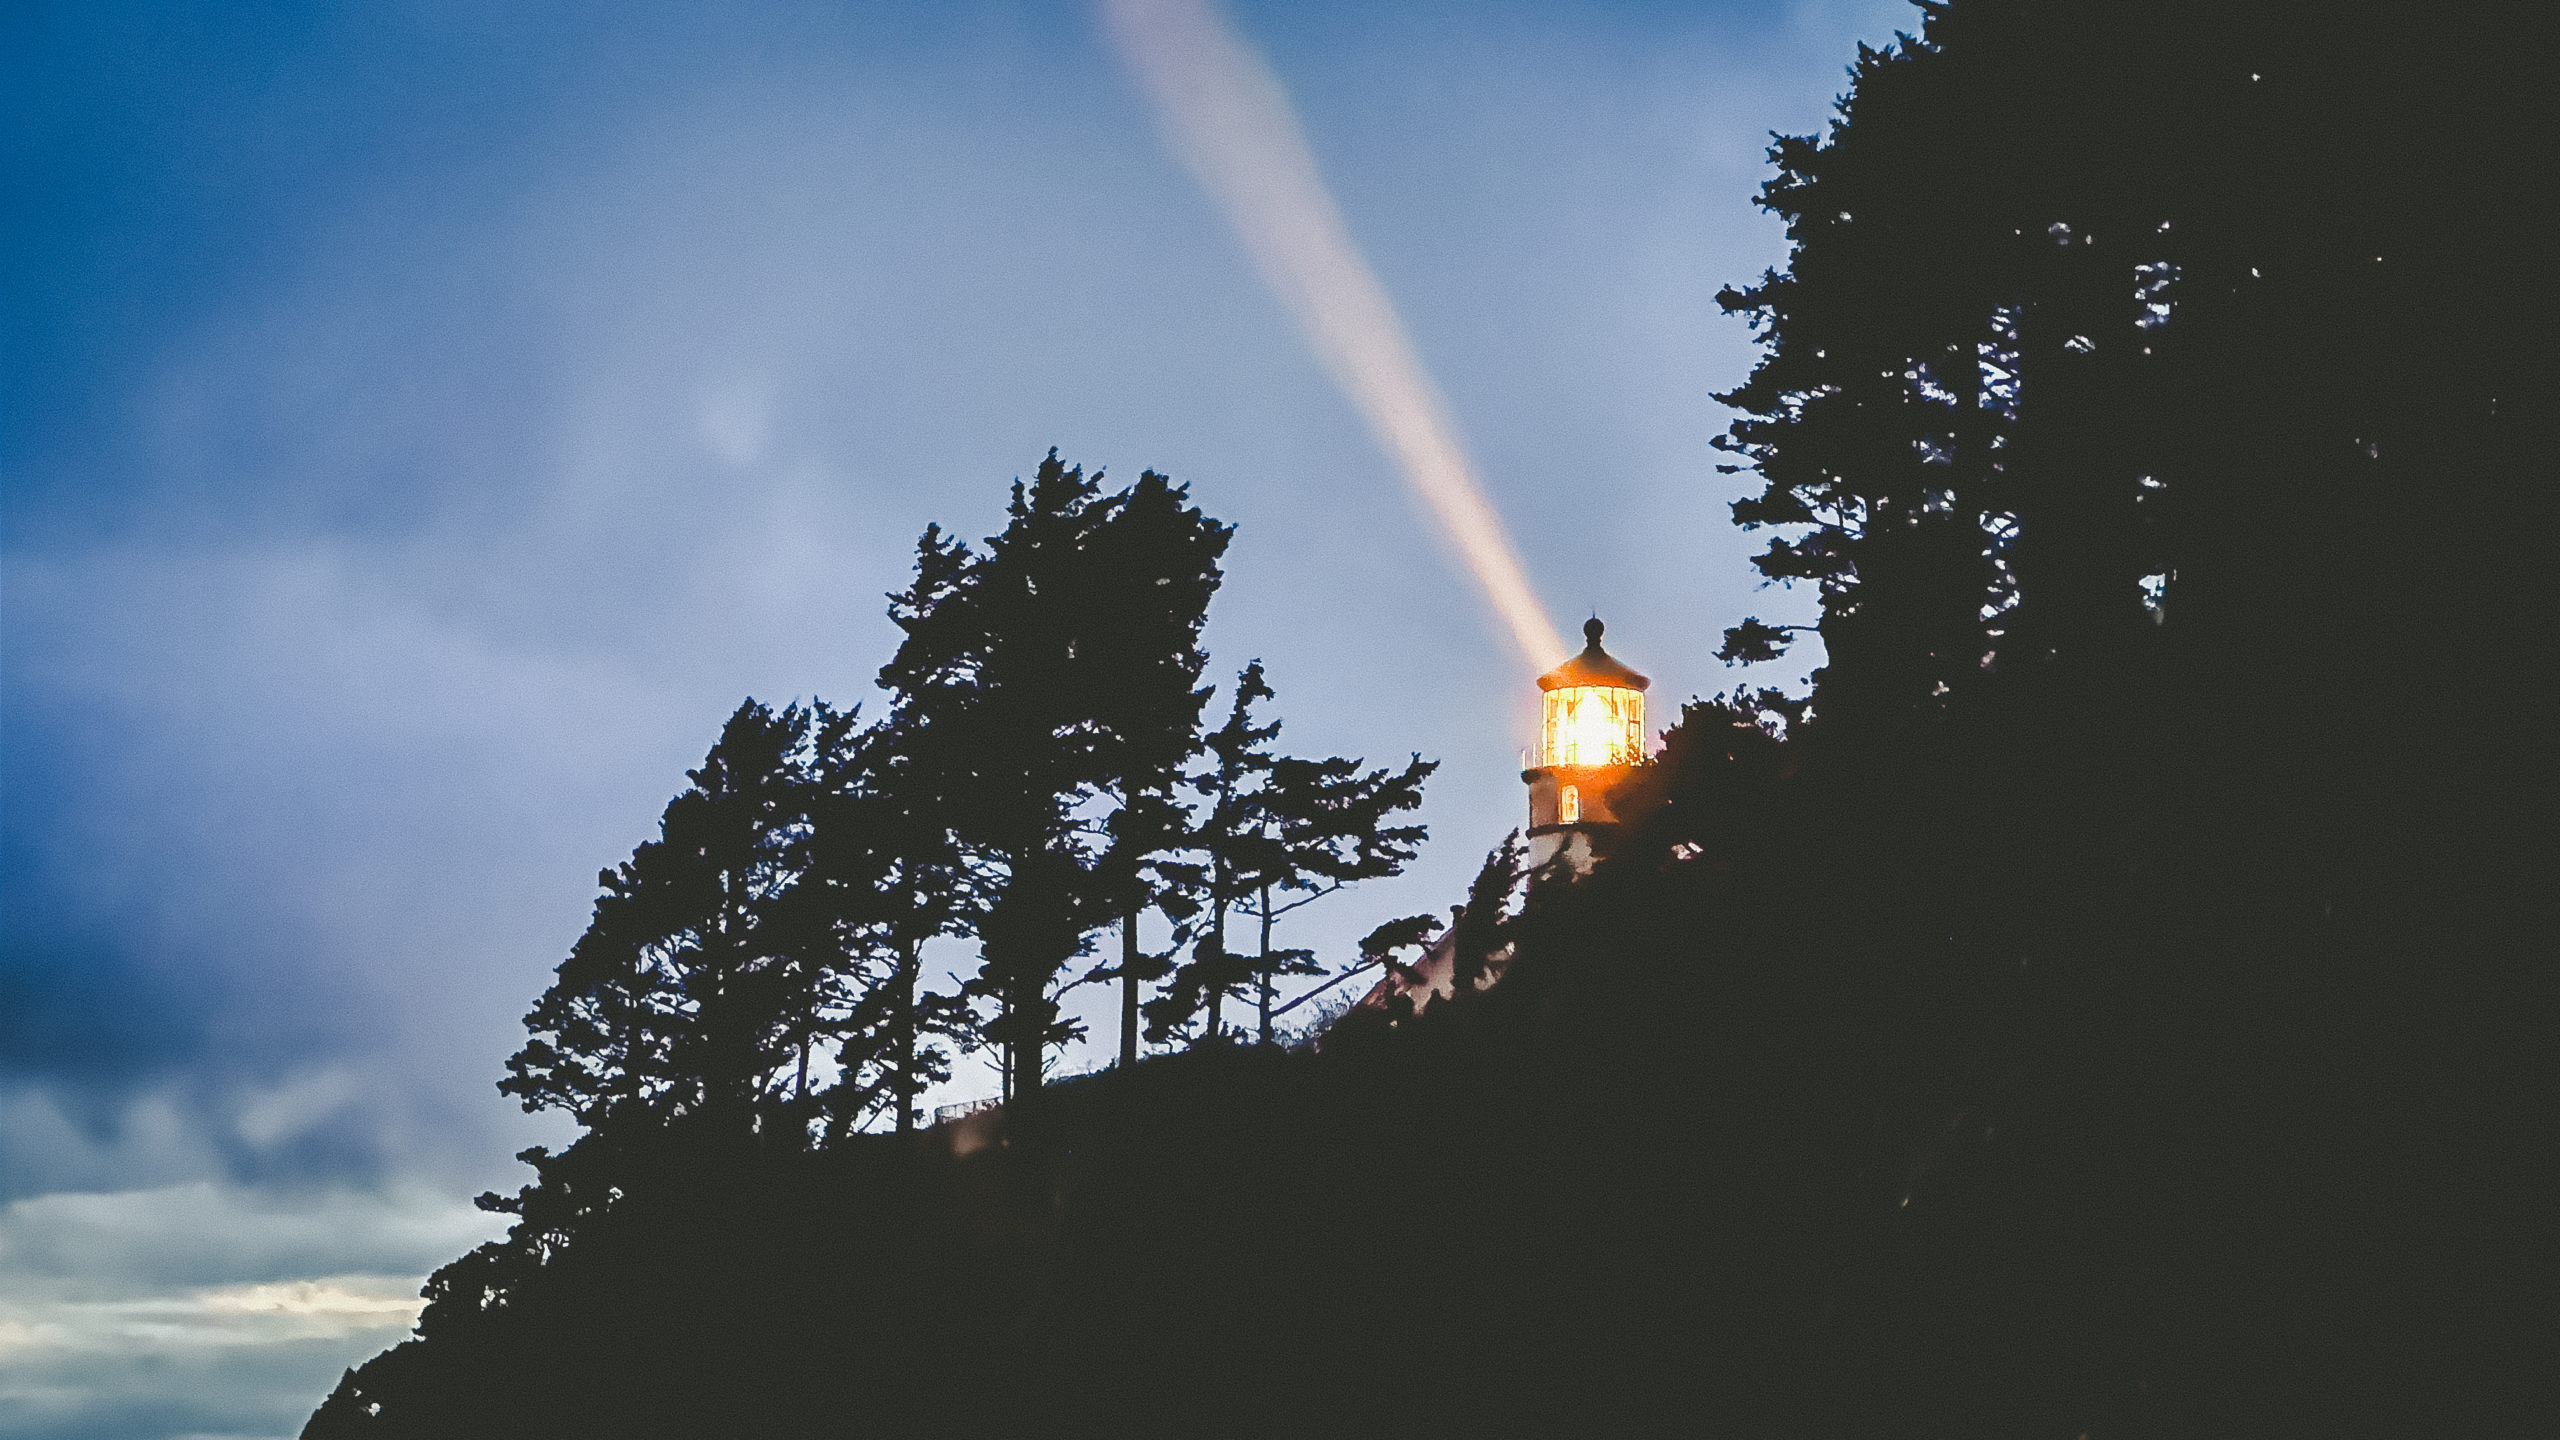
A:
[873,454,1235,1102]
[310,4,2545,1435]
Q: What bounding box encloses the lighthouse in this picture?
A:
[1329,617,1654,1031]
[1522,617,1649,874]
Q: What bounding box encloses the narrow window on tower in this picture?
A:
[1560,785,1579,825]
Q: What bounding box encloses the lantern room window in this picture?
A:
[1542,684,1643,768]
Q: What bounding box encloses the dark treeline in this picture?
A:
[499,452,1435,1143]
[304,453,1437,1433]
[310,3,2547,1436]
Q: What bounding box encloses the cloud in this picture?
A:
[1,28,1254,1202]
[695,376,776,469]
[231,1073,361,1154]
[199,1279,422,1321]
[1,1276,423,1359]
[0,1181,500,1439]
[0,1181,498,1292]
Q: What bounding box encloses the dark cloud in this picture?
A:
[0,934,207,1093]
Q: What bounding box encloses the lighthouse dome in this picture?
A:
[1538,617,1650,692]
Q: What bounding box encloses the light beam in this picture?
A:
[1101,0,1570,670]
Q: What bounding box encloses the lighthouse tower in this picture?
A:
[1330,617,1653,1030]
[1522,617,1650,874]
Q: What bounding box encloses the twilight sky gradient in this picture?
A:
[1,2,1888,1433]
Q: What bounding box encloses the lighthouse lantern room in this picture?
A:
[1523,617,1650,874]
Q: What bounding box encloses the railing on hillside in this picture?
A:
[930,1060,1115,1127]
[926,964,1386,1127]
[1269,958,1383,1021]
[932,1094,1005,1127]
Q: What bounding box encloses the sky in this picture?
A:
[0,1,1894,1433]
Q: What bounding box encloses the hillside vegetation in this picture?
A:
[308,3,2547,1435]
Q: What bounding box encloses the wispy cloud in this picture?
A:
[2,1276,423,1358]
[0,1182,497,1437]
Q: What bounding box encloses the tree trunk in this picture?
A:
[1202,895,1229,1041]
[1256,882,1276,1044]
[1009,992,1041,1104]
[1006,961,1048,1104]
[1120,909,1140,1067]
[893,943,918,1134]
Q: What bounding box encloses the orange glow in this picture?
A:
[1542,685,1642,768]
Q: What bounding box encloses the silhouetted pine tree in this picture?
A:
[1076,470,1231,1067]
[1152,660,1280,1043]
[501,700,826,1138]
[1444,830,1521,995]
[1153,660,1438,1042]
[1243,750,1434,1041]
[792,711,975,1136]
[878,452,1231,1100]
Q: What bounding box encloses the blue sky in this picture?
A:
[1,2,1892,1433]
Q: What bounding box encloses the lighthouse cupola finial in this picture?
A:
[1584,615,1605,649]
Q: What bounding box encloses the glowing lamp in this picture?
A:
[1522,617,1649,874]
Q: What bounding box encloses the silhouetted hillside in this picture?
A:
[309,2,2549,1434]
